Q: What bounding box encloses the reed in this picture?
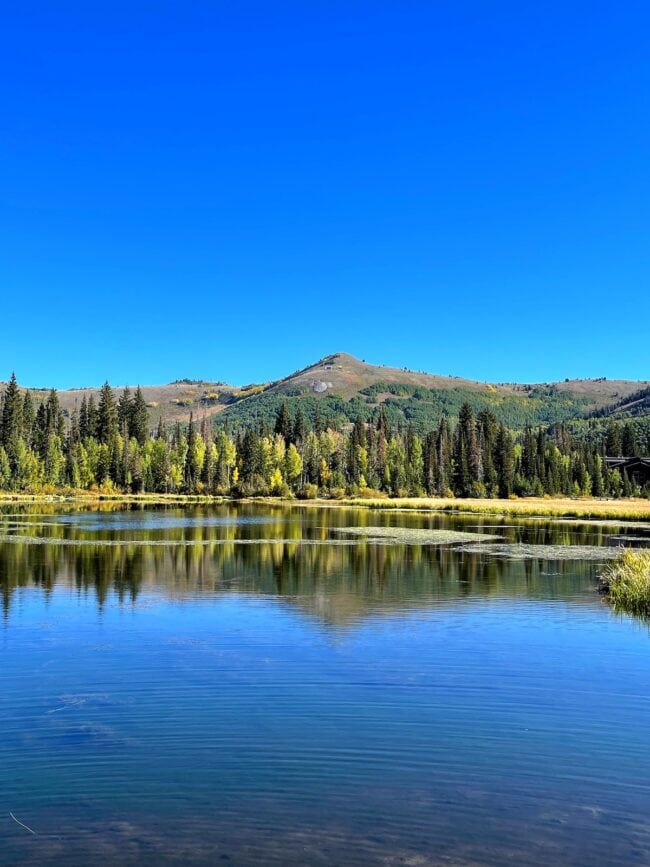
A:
[329,497,650,522]
[601,549,650,615]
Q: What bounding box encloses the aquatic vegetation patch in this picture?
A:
[552,519,650,530]
[606,535,650,544]
[600,549,650,616]
[457,543,622,561]
[331,526,499,545]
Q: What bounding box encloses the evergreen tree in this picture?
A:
[45,388,64,438]
[130,386,149,445]
[622,423,638,457]
[1,373,23,466]
[117,387,133,433]
[97,382,118,445]
[495,424,515,497]
[79,395,89,440]
[453,403,479,496]
[605,421,622,456]
[22,391,35,444]
[423,430,438,495]
[184,414,202,491]
[292,408,306,446]
[87,395,99,440]
[274,402,292,443]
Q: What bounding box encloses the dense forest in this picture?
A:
[217,380,601,432]
[0,374,648,498]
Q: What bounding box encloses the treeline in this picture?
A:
[0,374,648,498]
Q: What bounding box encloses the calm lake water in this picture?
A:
[1,503,650,866]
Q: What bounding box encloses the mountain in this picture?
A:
[214,353,649,432]
[3,353,649,433]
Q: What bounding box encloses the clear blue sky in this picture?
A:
[2,2,648,388]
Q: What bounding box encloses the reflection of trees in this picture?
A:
[0,501,608,626]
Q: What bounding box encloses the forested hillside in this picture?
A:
[211,353,650,431]
[0,370,648,499]
[4,353,646,435]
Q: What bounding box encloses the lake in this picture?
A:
[1,502,650,866]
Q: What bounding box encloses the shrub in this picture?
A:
[470,481,487,499]
[298,483,319,500]
[356,487,388,499]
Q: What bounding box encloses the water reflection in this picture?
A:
[0,503,629,623]
[3,504,650,866]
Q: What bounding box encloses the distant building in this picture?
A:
[605,457,650,487]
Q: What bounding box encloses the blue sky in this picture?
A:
[1,2,648,388]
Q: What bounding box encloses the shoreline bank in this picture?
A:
[1,493,649,521]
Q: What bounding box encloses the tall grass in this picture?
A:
[0,492,224,505]
[330,497,650,521]
[601,549,650,615]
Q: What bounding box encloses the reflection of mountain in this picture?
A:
[0,503,610,625]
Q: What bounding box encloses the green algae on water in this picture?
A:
[458,542,623,561]
[331,526,500,545]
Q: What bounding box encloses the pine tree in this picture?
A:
[117,387,132,433]
[87,395,99,440]
[605,421,622,457]
[0,373,23,463]
[45,389,64,438]
[129,386,149,445]
[97,382,118,445]
[453,403,478,496]
[621,423,638,457]
[477,410,499,496]
[292,408,306,446]
[376,406,390,440]
[437,417,453,495]
[522,426,537,482]
[184,414,202,492]
[495,424,515,497]
[33,403,48,458]
[22,391,35,445]
[274,402,293,444]
[201,440,215,491]
[592,454,605,497]
[423,430,438,494]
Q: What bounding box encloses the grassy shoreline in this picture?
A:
[601,549,650,615]
[323,496,650,521]
[1,492,649,521]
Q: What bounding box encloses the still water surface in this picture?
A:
[1,503,650,866]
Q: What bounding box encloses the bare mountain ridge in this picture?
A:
[2,352,648,427]
[265,353,646,404]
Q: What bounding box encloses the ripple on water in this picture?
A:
[2,504,650,867]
